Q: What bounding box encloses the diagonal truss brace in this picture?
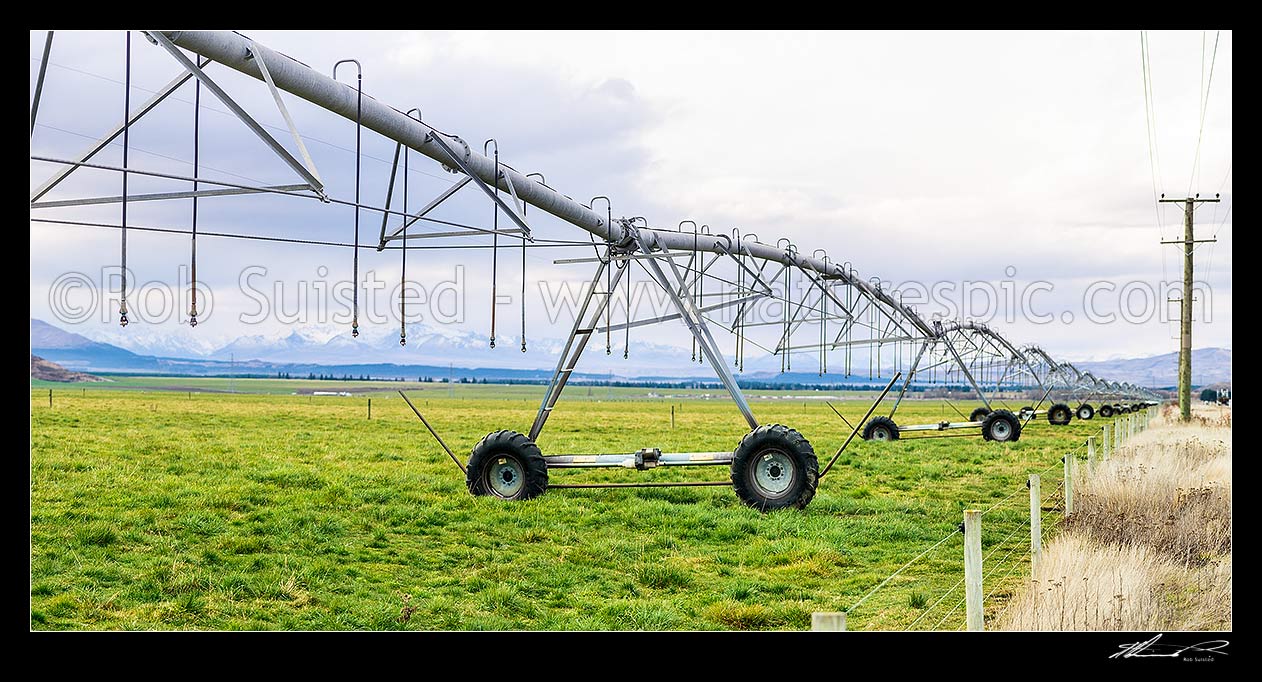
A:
[30,55,212,203]
[146,31,325,196]
[425,132,532,240]
[597,291,767,335]
[247,39,323,188]
[385,175,473,242]
[639,238,758,430]
[529,256,627,440]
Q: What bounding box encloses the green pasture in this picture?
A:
[30,380,1106,630]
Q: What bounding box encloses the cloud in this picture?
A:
[30,30,1232,366]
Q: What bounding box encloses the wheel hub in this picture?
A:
[752,450,795,497]
[486,456,525,498]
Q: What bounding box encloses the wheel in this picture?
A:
[1119,405,1131,414]
[466,430,548,501]
[1047,403,1073,425]
[1076,404,1095,420]
[862,416,900,441]
[982,409,1021,442]
[969,407,991,423]
[1098,404,1114,418]
[1132,404,1143,413]
[730,424,819,511]
[1021,405,1035,414]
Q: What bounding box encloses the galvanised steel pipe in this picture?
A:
[157,30,932,337]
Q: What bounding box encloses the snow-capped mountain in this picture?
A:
[33,319,1231,387]
[70,318,722,377]
[86,327,231,360]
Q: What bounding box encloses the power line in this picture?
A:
[1140,31,1168,284]
[1188,30,1221,196]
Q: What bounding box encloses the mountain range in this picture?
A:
[30,318,1230,387]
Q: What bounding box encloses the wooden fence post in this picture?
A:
[1063,452,1074,517]
[671,404,675,429]
[49,389,53,408]
[368,398,372,420]
[811,612,847,631]
[1086,436,1096,477]
[1029,474,1041,574]
[1102,424,1110,461]
[964,509,983,631]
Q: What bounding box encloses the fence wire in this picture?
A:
[843,418,1125,631]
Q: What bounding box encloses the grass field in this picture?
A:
[29,380,1106,630]
[30,374,902,400]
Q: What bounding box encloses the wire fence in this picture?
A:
[839,410,1151,631]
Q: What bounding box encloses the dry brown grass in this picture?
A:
[1070,418,1231,564]
[998,534,1231,630]
[999,406,1231,630]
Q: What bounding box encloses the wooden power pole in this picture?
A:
[1159,193,1219,421]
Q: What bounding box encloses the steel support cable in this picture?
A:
[585,198,614,356]
[737,272,744,370]
[189,76,201,327]
[33,122,278,188]
[673,264,856,328]
[31,154,516,239]
[333,60,363,337]
[401,133,408,345]
[523,173,547,352]
[623,232,634,359]
[32,217,592,249]
[700,317,781,358]
[27,57,462,187]
[781,244,790,373]
[698,226,708,365]
[845,266,853,376]
[847,527,962,614]
[400,108,422,346]
[119,31,131,327]
[941,399,969,421]
[692,224,701,363]
[486,139,500,349]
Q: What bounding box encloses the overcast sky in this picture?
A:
[29,30,1231,365]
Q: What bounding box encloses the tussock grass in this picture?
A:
[1069,421,1231,564]
[1000,405,1231,630]
[998,533,1231,630]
